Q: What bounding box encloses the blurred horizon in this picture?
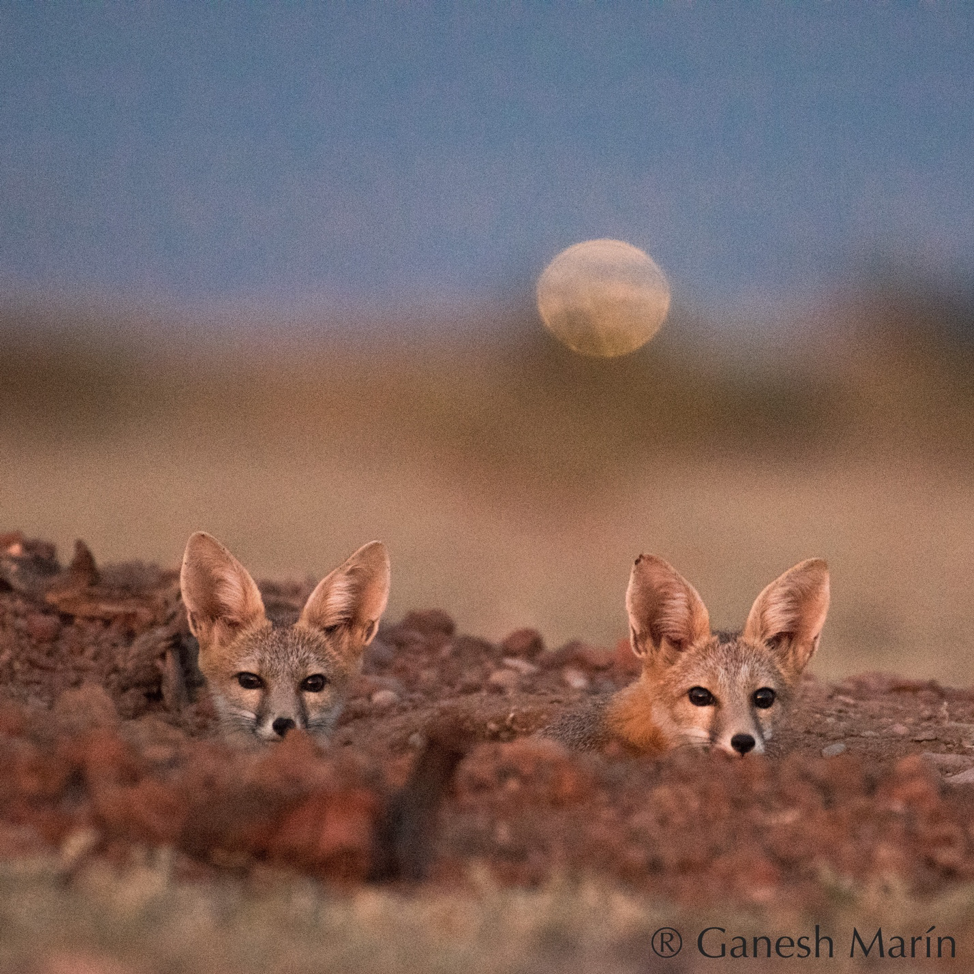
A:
[4,253,973,352]
[3,287,974,684]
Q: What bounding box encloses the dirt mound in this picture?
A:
[4,533,974,908]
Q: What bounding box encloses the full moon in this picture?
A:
[536,239,671,358]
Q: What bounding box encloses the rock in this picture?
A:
[67,539,101,586]
[941,722,974,734]
[362,637,395,671]
[59,827,100,871]
[502,657,538,676]
[890,723,909,735]
[562,667,589,691]
[375,625,427,652]
[540,640,614,672]
[52,684,119,731]
[417,668,439,688]
[921,752,974,772]
[25,613,61,643]
[0,536,61,596]
[933,722,974,745]
[0,531,26,554]
[573,645,615,670]
[450,635,500,659]
[822,742,847,758]
[264,785,378,878]
[399,609,456,639]
[500,628,544,659]
[341,700,369,720]
[352,674,403,698]
[370,689,400,710]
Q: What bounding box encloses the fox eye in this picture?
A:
[688,686,715,707]
[301,674,328,693]
[753,688,776,709]
[237,672,263,690]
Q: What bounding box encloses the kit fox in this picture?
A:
[180,531,390,743]
[546,554,829,757]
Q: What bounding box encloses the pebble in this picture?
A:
[503,657,538,676]
[370,689,399,709]
[822,742,847,758]
[25,613,61,644]
[407,732,426,750]
[356,672,403,694]
[562,667,589,691]
[890,723,909,736]
[59,827,100,870]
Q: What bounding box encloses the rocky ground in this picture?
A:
[4,531,974,903]
[4,531,974,971]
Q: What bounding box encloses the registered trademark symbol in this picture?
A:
[652,927,683,957]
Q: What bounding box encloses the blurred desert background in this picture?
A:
[5,5,973,691]
[4,275,973,683]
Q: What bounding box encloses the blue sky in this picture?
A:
[2,3,972,319]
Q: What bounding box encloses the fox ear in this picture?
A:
[626,554,710,663]
[299,542,391,655]
[180,532,266,649]
[744,558,830,681]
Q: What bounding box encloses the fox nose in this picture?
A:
[272,717,296,738]
[731,733,756,755]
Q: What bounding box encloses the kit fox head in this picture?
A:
[180,532,390,744]
[620,554,829,757]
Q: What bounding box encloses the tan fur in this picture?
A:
[545,555,829,757]
[180,532,391,744]
[300,540,391,657]
[743,558,830,678]
[626,554,710,657]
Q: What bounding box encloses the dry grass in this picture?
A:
[2,852,973,973]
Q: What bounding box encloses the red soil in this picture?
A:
[3,531,974,908]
